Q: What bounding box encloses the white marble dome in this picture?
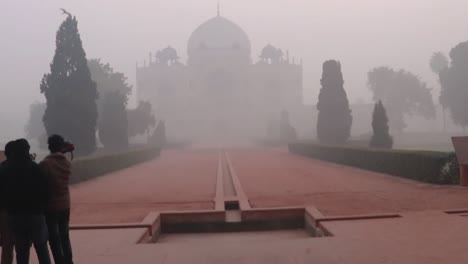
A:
[187,15,251,57]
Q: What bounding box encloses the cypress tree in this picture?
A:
[370,100,393,149]
[40,12,98,155]
[316,60,352,145]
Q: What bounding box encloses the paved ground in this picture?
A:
[70,147,468,223]
[71,149,218,224]
[229,148,468,215]
[11,146,468,264]
[24,211,468,264]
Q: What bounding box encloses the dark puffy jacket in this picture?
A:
[2,159,50,214]
[40,153,72,211]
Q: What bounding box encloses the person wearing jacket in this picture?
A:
[0,141,15,264]
[2,139,51,264]
[40,135,74,264]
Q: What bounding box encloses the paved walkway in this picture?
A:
[71,149,218,224]
[70,147,468,223]
[229,148,468,215]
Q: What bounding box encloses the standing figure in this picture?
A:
[40,135,74,264]
[3,139,51,264]
[0,141,15,264]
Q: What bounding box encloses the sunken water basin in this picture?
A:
[141,207,331,244]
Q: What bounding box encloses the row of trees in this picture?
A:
[33,11,467,152]
[32,12,157,155]
[316,60,392,149]
[366,40,468,135]
[316,42,468,144]
[316,42,468,147]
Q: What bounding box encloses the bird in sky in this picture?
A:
[60,8,72,17]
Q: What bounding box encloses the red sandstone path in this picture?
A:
[71,147,468,224]
[229,147,468,215]
[71,149,218,224]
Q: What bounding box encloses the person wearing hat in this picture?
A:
[40,134,74,264]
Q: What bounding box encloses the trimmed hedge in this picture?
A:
[71,147,161,184]
[289,142,459,184]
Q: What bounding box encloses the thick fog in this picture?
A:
[1,0,467,143]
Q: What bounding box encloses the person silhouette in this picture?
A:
[40,135,74,264]
[0,141,15,264]
[2,139,51,264]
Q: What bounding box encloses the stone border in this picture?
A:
[69,207,405,243]
[445,208,468,215]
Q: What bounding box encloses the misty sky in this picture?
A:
[1,0,467,141]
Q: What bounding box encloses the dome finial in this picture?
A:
[217,0,220,16]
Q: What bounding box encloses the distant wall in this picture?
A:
[0,151,5,162]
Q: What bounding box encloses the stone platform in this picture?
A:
[23,209,468,263]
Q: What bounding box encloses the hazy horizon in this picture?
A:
[1,0,467,142]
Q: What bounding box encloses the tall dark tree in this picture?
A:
[439,41,468,132]
[88,59,131,150]
[316,60,352,145]
[367,67,436,132]
[370,100,393,149]
[128,101,156,138]
[40,12,98,155]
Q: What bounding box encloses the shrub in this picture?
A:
[370,100,393,149]
[289,142,459,184]
[71,147,160,184]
